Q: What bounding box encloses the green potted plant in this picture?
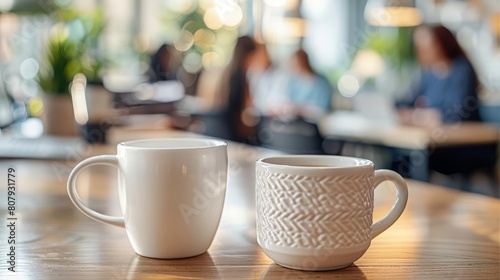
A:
[37,8,106,136]
[38,24,82,136]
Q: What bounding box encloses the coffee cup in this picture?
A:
[256,155,408,270]
[67,138,228,259]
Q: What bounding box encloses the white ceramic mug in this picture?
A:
[256,155,408,271]
[67,138,228,259]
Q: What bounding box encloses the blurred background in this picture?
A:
[0,0,499,195]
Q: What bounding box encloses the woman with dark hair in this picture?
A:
[223,36,258,142]
[405,25,481,122]
[398,26,495,180]
[147,44,177,82]
[203,36,257,142]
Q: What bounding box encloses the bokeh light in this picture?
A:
[20,118,43,138]
[351,49,384,78]
[215,1,243,28]
[183,52,203,73]
[71,73,89,125]
[66,19,86,41]
[20,58,39,80]
[263,17,306,40]
[365,7,422,27]
[202,52,223,69]
[337,74,360,98]
[27,96,44,117]
[194,28,216,48]
[174,30,194,52]
[49,22,69,42]
[204,7,224,30]
[199,0,214,11]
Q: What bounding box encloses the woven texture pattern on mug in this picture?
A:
[257,171,373,249]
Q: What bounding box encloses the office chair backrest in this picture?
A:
[258,117,325,154]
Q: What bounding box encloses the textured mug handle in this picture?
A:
[67,155,125,228]
[371,170,408,238]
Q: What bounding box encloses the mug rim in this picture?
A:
[118,138,227,150]
[257,155,374,170]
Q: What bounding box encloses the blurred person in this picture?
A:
[399,25,482,123]
[247,44,290,116]
[395,25,495,182]
[212,35,257,143]
[282,49,333,120]
[253,49,332,154]
[147,44,177,82]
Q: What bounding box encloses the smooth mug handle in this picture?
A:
[371,170,408,238]
[67,155,125,228]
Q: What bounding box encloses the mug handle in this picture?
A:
[67,155,125,228]
[371,170,408,238]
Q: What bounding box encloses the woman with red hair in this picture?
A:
[406,25,482,123]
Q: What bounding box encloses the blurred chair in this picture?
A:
[429,145,497,175]
[191,110,233,140]
[258,117,325,154]
[429,144,498,194]
[435,100,499,191]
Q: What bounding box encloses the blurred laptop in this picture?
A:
[353,92,399,126]
[353,92,443,127]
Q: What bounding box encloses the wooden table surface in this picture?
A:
[0,131,499,279]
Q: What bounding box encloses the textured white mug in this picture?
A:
[256,155,408,271]
[67,138,228,259]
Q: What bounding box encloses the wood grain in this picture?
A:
[0,132,498,279]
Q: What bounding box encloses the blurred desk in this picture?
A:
[0,130,499,279]
[319,112,499,150]
[320,112,500,181]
